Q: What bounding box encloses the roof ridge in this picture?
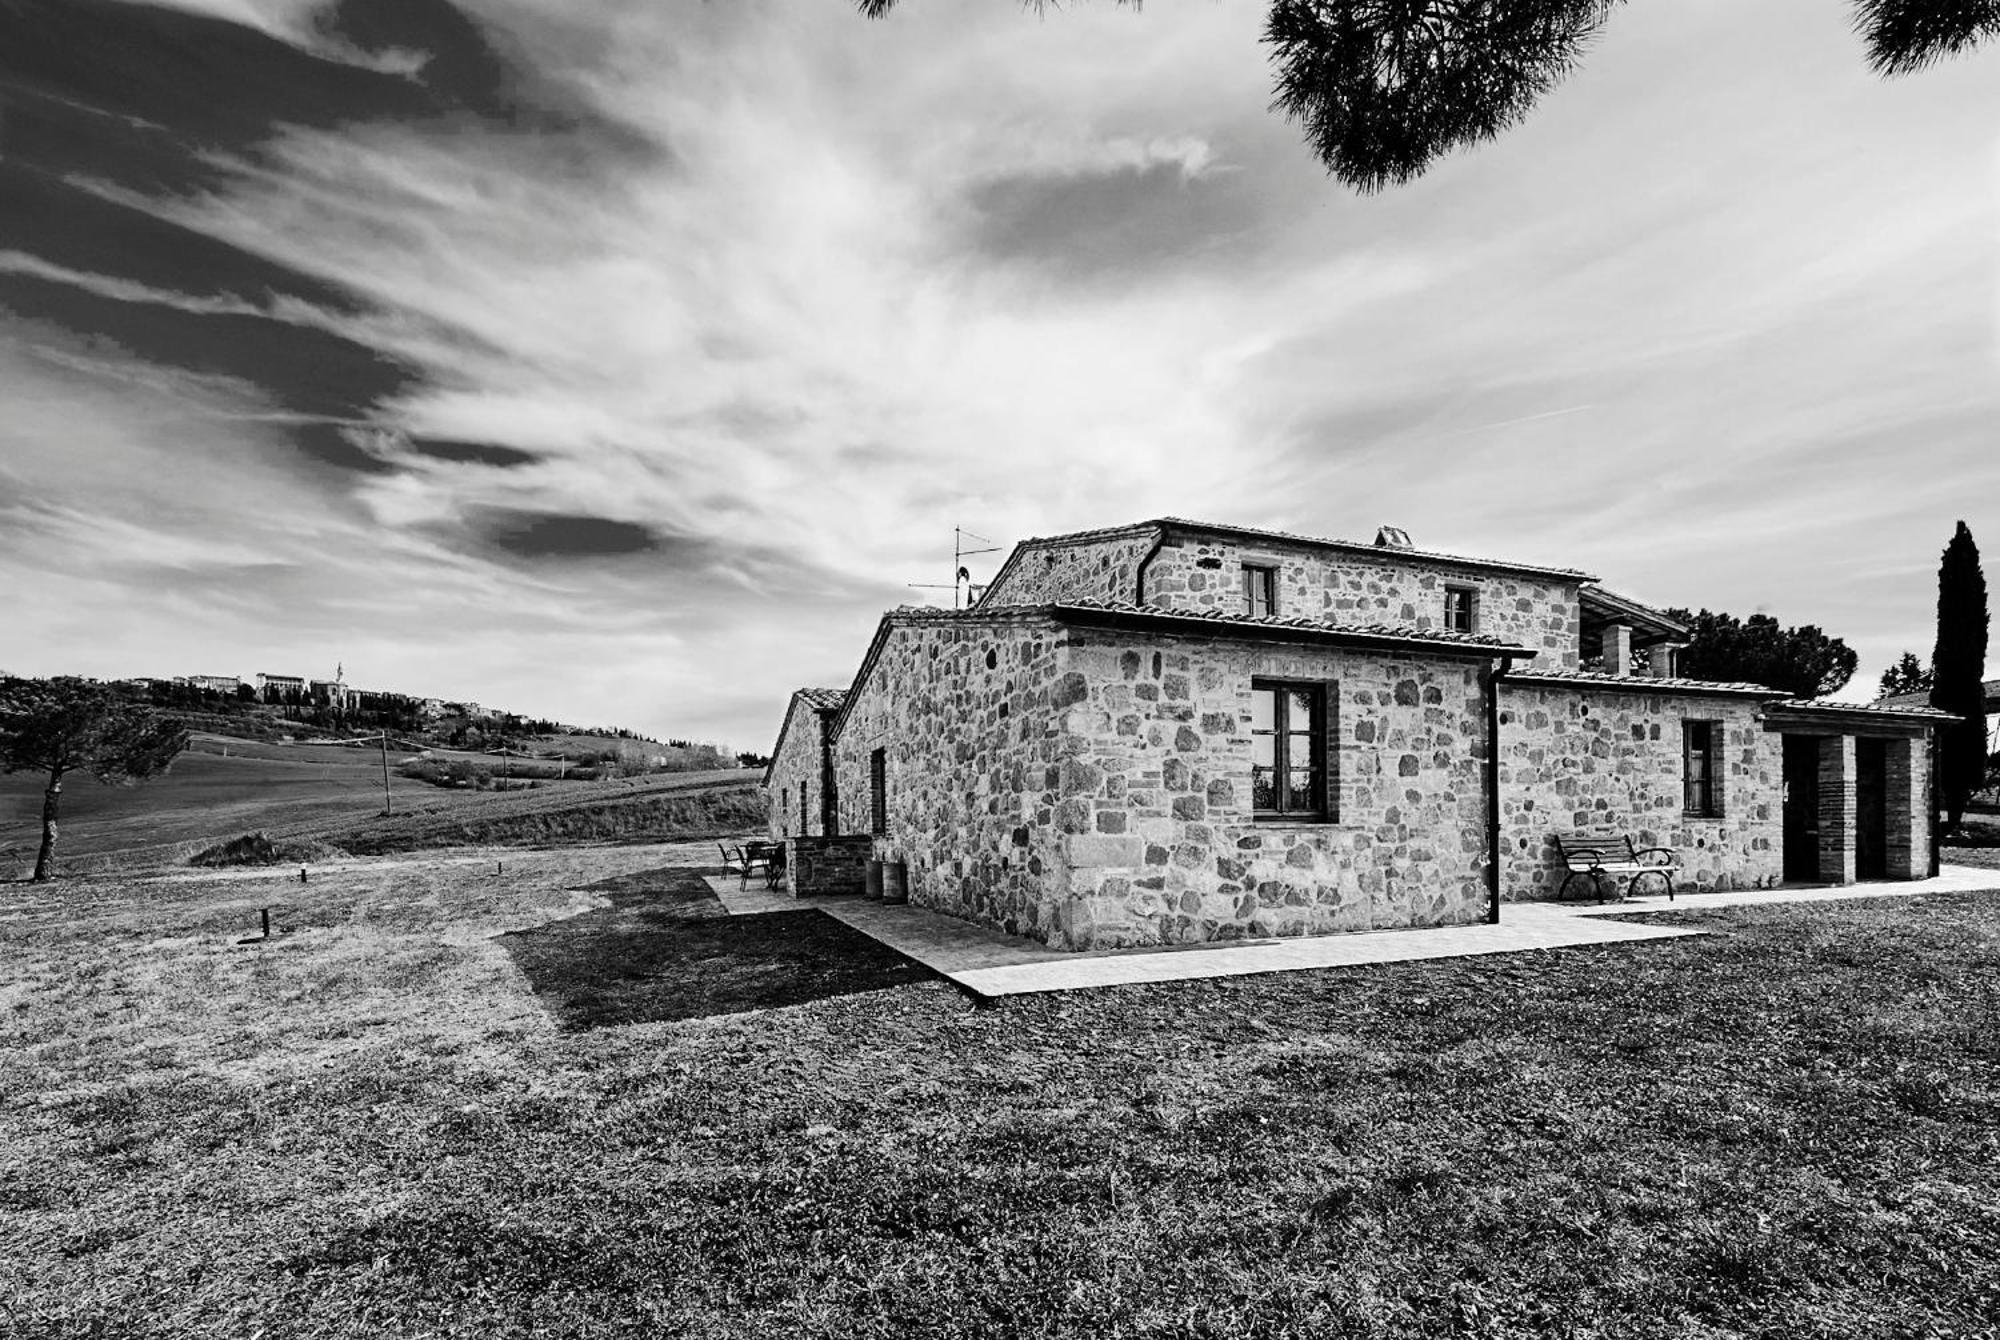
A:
[1145,516,1594,581]
[1050,596,1517,645]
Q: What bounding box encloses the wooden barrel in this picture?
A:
[865,857,884,900]
[881,859,909,905]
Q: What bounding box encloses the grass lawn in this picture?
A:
[4,845,1999,1339]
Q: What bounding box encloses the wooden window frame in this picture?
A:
[1444,584,1478,635]
[869,747,887,836]
[1242,563,1278,618]
[1683,720,1720,817]
[1250,680,1331,821]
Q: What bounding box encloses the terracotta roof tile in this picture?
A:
[795,687,847,712]
[1051,597,1526,647]
[883,598,1528,650]
[1773,698,1958,720]
[1505,669,1787,696]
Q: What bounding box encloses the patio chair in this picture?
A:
[738,841,779,889]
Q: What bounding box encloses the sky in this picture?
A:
[1,0,1995,752]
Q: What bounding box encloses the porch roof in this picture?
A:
[1764,699,1954,736]
[1874,677,2000,715]
[1577,586,1689,645]
[1502,669,1786,698]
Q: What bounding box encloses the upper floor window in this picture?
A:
[1683,720,1720,817]
[1250,681,1328,820]
[1242,564,1278,618]
[1444,584,1477,634]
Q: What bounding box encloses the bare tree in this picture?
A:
[0,677,189,882]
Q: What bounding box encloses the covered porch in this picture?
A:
[1763,702,1944,884]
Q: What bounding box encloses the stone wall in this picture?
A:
[787,835,874,897]
[763,697,828,842]
[1046,631,1494,948]
[1143,535,1581,669]
[833,613,1071,941]
[1497,681,1781,898]
[980,531,1160,607]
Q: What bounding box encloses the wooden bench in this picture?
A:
[1553,835,1680,902]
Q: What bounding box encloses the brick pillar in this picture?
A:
[1882,738,1928,879]
[1599,624,1632,677]
[1817,735,1856,885]
[1646,644,1676,678]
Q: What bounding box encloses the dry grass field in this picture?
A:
[4,840,2000,1339]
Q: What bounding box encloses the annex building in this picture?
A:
[764,519,1948,951]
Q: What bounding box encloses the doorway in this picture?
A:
[1855,737,1887,880]
[1782,735,1820,882]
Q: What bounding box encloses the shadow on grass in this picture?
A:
[500,865,935,1028]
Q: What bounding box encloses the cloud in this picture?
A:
[961,142,1261,280]
[474,510,662,560]
[405,438,541,469]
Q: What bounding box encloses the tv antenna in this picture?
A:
[908,527,1003,610]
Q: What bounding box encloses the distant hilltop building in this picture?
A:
[309,678,356,710]
[173,667,504,720]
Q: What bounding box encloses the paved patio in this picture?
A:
[702,864,2000,999]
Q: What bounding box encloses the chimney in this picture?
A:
[1373,525,1413,549]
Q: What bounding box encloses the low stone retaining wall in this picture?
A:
[788,835,873,897]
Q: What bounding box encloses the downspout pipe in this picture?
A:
[819,713,839,837]
[1133,523,1171,607]
[1485,654,1513,924]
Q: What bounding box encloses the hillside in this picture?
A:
[0,732,761,875]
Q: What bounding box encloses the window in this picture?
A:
[799,783,809,834]
[1683,720,1719,816]
[1242,564,1278,618]
[1250,681,1327,819]
[1444,584,1477,634]
[869,747,887,835]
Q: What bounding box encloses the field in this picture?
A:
[3,843,1998,1338]
[0,733,760,875]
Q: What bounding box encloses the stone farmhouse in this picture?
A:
[764,518,1948,951]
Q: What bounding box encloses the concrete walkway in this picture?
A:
[703,864,2000,999]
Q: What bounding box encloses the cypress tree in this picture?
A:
[1930,521,1989,834]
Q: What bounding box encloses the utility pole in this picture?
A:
[907,527,1003,609]
[352,731,394,815]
